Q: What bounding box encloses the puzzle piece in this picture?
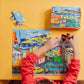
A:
[10,11,25,27]
[60,33,72,43]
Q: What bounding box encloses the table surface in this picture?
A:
[0,0,84,80]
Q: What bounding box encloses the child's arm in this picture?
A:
[63,34,80,84]
[21,53,38,84]
[21,38,59,84]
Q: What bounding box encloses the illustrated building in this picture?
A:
[26,50,30,56]
[13,47,22,67]
[37,55,46,65]
[13,32,18,44]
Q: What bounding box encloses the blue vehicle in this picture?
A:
[45,63,67,73]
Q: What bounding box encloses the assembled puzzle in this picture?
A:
[51,7,81,29]
[10,11,25,27]
[12,29,73,75]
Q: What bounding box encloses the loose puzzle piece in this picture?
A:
[60,33,72,43]
[10,11,25,27]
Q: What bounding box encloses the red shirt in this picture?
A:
[21,53,80,84]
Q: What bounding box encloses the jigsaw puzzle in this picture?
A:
[10,11,25,27]
[12,29,73,75]
[51,7,81,29]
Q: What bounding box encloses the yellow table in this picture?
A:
[0,0,84,80]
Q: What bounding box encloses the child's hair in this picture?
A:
[36,79,54,84]
[9,80,21,84]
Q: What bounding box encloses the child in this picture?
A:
[21,34,80,84]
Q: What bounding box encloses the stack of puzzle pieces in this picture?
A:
[10,11,25,27]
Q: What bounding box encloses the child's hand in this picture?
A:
[34,37,59,57]
[44,38,59,51]
[70,34,79,59]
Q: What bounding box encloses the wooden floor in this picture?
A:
[0,80,84,84]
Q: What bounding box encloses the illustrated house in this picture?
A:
[37,55,46,65]
[13,47,22,67]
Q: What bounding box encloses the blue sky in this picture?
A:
[13,29,50,39]
[52,7,81,12]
